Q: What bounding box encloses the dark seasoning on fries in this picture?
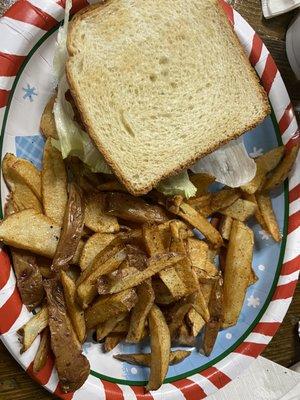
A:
[0,139,298,392]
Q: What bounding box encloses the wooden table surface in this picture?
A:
[0,0,300,399]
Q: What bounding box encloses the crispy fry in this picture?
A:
[85,289,137,328]
[79,233,115,271]
[202,276,223,356]
[98,263,138,295]
[108,253,184,294]
[167,300,192,338]
[201,280,215,306]
[72,239,85,266]
[263,145,299,191]
[152,278,175,305]
[11,249,44,310]
[187,193,212,215]
[243,192,268,230]
[112,318,130,333]
[175,202,223,248]
[186,308,205,336]
[61,271,86,343]
[146,305,171,391]
[219,215,233,240]
[210,188,240,210]
[40,95,58,140]
[103,333,125,352]
[2,153,42,200]
[223,220,254,327]
[126,279,155,343]
[175,322,196,346]
[187,237,209,270]
[96,312,128,341]
[190,289,210,322]
[33,328,51,373]
[256,193,281,242]
[0,209,61,258]
[114,350,191,367]
[189,173,215,195]
[241,146,285,194]
[12,182,43,213]
[143,224,187,298]
[77,247,127,308]
[44,278,90,392]
[220,198,257,221]
[17,305,48,353]
[85,193,119,233]
[52,183,85,272]
[42,139,68,226]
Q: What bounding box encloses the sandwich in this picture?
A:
[42,0,270,197]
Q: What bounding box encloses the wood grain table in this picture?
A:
[0,1,299,399]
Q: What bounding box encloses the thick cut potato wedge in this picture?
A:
[256,193,281,242]
[143,224,187,298]
[220,198,257,222]
[0,209,61,257]
[33,328,50,373]
[61,271,86,343]
[85,289,137,328]
[241,146,285,194]
[2,153,42,200]
[85,193,119,233]
[222,220,254,327]
[152,278,176,305]
[186,308,205,337]
[40,95,58,139]
[103,333,125,352]
[96,312,128,341]
[167,301,192,338]
[12,182,42,213]
[42,139,68,226]
[108,253,184,294]
[146,305,171,391]
[79,232,115,271]
[190,289,210,322]
[17,305,48,353]
[263,145,299,191]
[126,279,155,343]
[114,350,191,367]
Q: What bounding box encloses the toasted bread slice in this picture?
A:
[66,0,269,195]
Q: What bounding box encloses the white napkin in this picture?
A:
[207,357,300,399]
[262,0,300,18]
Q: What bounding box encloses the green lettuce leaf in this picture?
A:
[157,170,197,199]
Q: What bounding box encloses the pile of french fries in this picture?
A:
[0,138,298,392]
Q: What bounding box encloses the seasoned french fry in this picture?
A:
[152,278,176,305]
[33,328,50,373]
[72,239,85,266]
[201,280,215,306]
[61,271,86,343]
[263,145,299,191]
[167,301,192,338]
[219,215,233,240]
[187,237,208,271]
[186,308,205,337]
[256,193,281,242]
[2,153,42,200]
[42,139,68,226]
[189,173,215,195]
[79,233,115,271]
[175,322,196,346]
[146,305,171,391]
[243,192,268,231]
[108,253,184,294]
[126,279,155,343]
[0,209,60,258]
[52,183,85,272]
[187,193,212,215]
[77,247,127,308]
[17,305,48,353]
[114,350,191,367]
[143,224,187,298]
[241,146,285,194]
[103,333,125,352]
[222,220,254,328]
[220,198,257,222]
[40,95,58,140]
[176,202,223,248]
[85,193,119,233]
[190,289,210,322]
[210,189,240,210]
[202,276,223,356]
[12,182,43,213]
[85,289,137,328]
[98,263,138,295]
[96,312,128,341]
[111,318,130,334]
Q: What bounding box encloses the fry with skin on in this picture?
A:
[12,182,42,213]
[222,220,254,327]
[175,322,196,346]
[243,192,268,231]
[42,139,68,226]
[256,193,281,242]
[85,193,119,233]
[186,308,205,337]
[190,289,210,322]
[167,300,192,338]
[96,312,128,341]
[85,289,137,328]
[112,319,130,334]
[79,232,115,271]
[33,328,51,373]
[146,305,171,391]
[152,278,176,305]
[61,271,86,343]
[103,333,125,352]
[126,279,155,343]
[0,209,61,258]
[210,188,241,211]
[263,145,299,191]
[17,305,48,353]
[114,350,191,367]
[220,198,257,222]
[40,95,58,140]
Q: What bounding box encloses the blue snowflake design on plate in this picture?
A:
[22,83,38,102]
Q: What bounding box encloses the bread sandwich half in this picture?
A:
[66,0,270,196]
